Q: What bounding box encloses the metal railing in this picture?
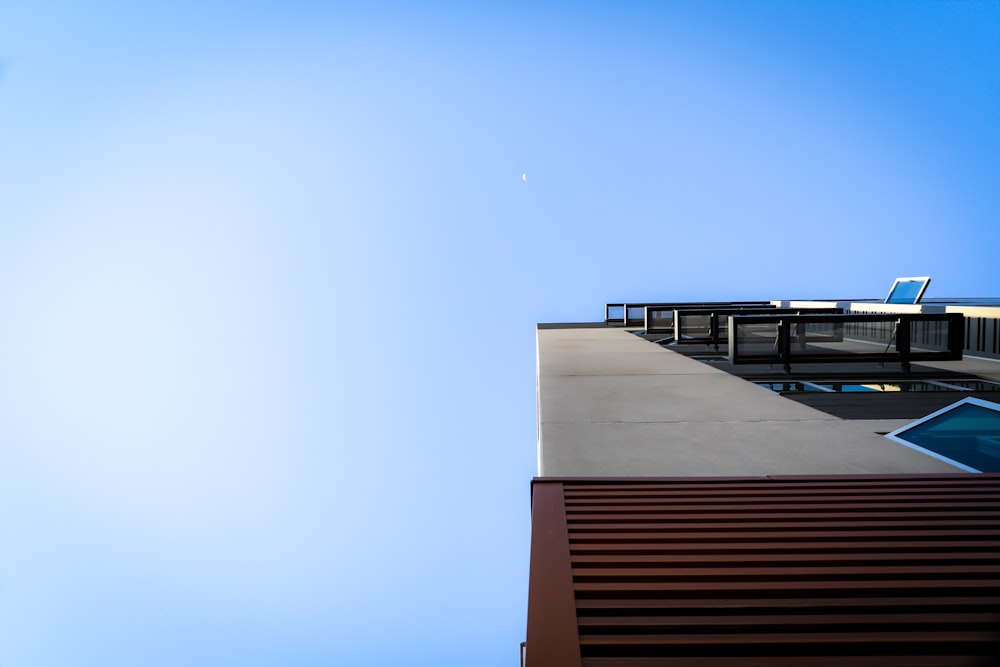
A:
[605,301,772,327]
[647,307,842,349]
[728,312,964,372]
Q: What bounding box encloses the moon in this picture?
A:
[522,173,527,182]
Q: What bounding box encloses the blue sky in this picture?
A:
[0,2,998,666]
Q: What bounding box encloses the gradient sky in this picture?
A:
[1,2,998,666]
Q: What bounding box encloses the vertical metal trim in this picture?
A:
[780,318,792,373]
[526,481,582,667]
[897,315,912,372]
[727,314,737,361]
[951,314,966,359]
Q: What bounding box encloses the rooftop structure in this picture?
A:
[525,291,1000,666]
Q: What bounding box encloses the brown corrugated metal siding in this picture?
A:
[525,474,1000,667]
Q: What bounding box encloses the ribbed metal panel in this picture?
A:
[965,316,1000,359]
[527,474,1000,667]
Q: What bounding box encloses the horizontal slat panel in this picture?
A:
[564,487,1000,499]
[582,658,983,667]
[572,565,1000,579]
[566,491,1000,512]
[569,529,1000,542]
[579,630,996,646]
[574,579,1000,594]
[569,520,1000,532]
[567,510,1000,521]
[576,612,997,628]
[572,551,1000,565]
[571,539,1000,553]
[575,595,1000,611]
[566,476,1000,486]
[567,505,1000,516]
[528,475,1000,664]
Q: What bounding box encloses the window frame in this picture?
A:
[884,396,1000,473]
[885,276,931,304]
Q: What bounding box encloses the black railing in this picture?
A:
[728,313,964,372]
[645,305,775,334]
[605,301,772,327]
[647,307,842,349]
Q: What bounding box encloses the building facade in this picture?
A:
[525,296,1000,666]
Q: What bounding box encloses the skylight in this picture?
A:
[885,276,931,304]
[885,397,1000,472]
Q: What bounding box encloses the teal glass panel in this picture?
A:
[891,401,1000,472]
[886,278,929,304]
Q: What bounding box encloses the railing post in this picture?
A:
[780,318,792,373]
[949,313,965,359]
[897,315,911,372]
[728,315,738,360]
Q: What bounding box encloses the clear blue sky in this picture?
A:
[0,2,997,666]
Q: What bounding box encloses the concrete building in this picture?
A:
[524,295,1000,666]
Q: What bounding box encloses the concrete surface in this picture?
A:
[537,326,970,477]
